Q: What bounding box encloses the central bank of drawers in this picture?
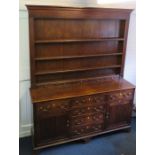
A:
[69,94,105,136]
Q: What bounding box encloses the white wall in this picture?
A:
[19,2,136,137]
[20,0,135,10]
[124,10,136,85]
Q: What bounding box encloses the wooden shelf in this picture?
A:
[35,65,121,76]
[35,38,124,44]
[35,53,123,61]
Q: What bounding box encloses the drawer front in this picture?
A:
[71,124,103,137]
[70,105,105,117]
[70,94,105,109]
[108,89,134,102]
[70,112,104,127]
[36,99,70,117]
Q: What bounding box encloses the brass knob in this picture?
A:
[43,109,48,112]
[47,105,50,108]
[87,116,90,120]
[119,93,122,96]
[106,112,110,119]
[82,99,85,102]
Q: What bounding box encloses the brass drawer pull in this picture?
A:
[43,109,48,112]
[119,93,123,96]
[86,126,89,129]
[52,103,56,107]
[39,107,43,110]
[106,112,110,119]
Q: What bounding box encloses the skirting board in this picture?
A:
[19,124,32,138]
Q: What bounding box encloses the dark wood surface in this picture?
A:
[26,5,135,153]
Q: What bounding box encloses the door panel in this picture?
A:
[34,100,70,146]
[106,99,133,129]
[36,114,69,145]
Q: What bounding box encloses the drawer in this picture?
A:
[109,99,132,106]
[107,89,134,102]
[36,99,70,117]
[70,105,105,117]
[70,94,105,109]
[70,113,104,127]
[71,124,103,137]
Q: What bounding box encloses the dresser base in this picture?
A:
[32,125,131,153]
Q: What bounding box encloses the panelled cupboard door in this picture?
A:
[105,90,134,129]
[34,103,70,146]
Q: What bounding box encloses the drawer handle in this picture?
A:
[82,99,85,102]
[106,112,110,119]
[43,109,48,112]
[39,107,43,110]
[52,104,56,107]
[81,129,84,132]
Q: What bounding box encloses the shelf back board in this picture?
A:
[26,5,132,87]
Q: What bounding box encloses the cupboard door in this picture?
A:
[105,98,133,130]
[34,104,69,146]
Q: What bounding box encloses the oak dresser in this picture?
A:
[26,5,135,155]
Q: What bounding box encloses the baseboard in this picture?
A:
[20,124,32,138]
[20,130,31,138]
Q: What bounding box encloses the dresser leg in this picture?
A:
[82,138,91,143]
[125,127,131,132]
[32,150,39,155]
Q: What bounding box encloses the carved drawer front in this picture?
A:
[71,124,103,137]
[70,113,104,127]
[108,89,134,102]
[36,99,70,117]
[71,105,105,117]
[109,100,131,106]
[70,94,105,109]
